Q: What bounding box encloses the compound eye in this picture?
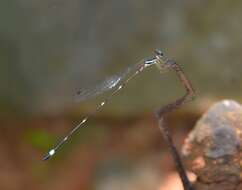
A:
[154,49,164,56]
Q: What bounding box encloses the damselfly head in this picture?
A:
[153,50,170,72]
[145,50,166,67]
[154,49,169,65]
[154,49,164,57]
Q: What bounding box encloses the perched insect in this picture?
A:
[43,50,158,160]
[43,50,195,190]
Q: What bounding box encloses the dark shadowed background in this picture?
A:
[0,1,241,190]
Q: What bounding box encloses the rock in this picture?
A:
[182,100,242,190]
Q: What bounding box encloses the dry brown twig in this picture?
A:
[154,50,195,190]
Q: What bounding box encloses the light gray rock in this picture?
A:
[182,100,242,190]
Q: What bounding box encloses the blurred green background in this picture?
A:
[0,1,241,190]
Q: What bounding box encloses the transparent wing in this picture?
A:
[74,60,145,102]
[75,74,121,102]
[43,59,148,160]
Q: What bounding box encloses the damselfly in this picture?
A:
[43,49,194,161]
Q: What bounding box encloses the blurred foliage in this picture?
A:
[24,129,56,150]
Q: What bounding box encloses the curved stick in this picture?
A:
[155,56,195,190]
